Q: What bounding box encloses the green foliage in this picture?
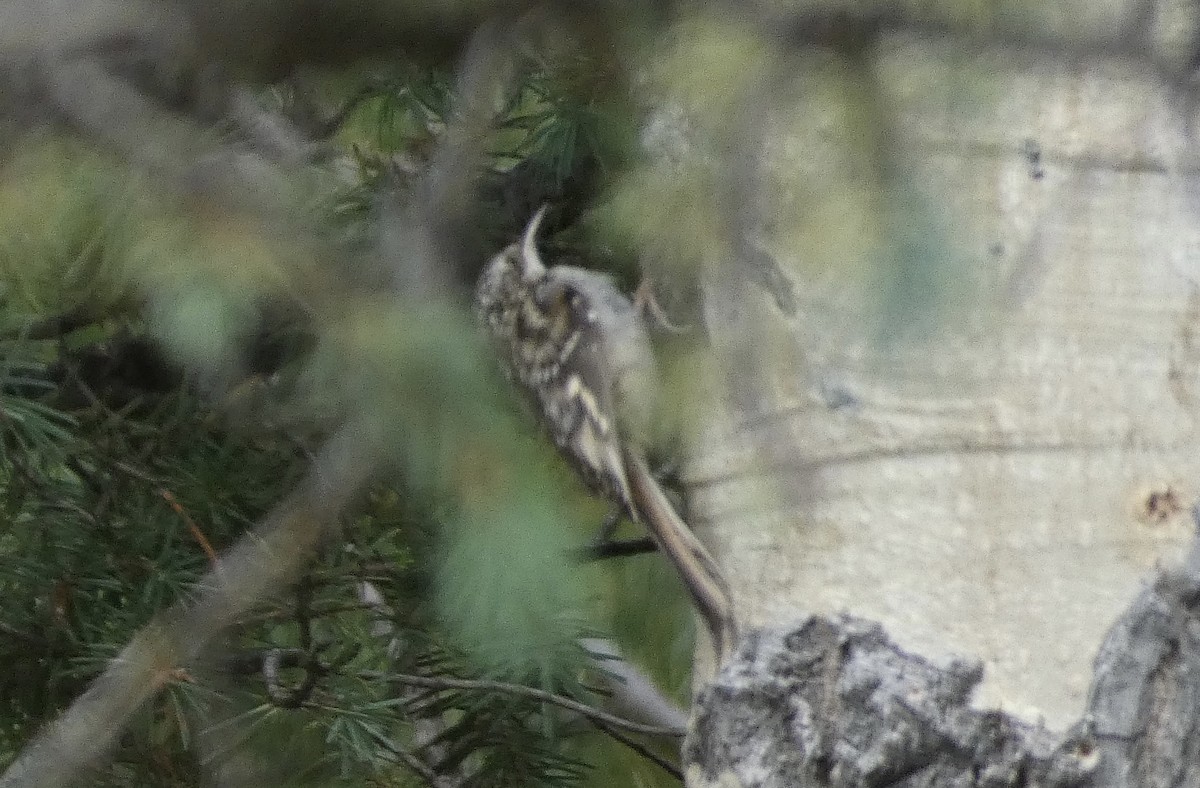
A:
[0,141,138,315]
[437,489,588,676]
[0,49,688,788]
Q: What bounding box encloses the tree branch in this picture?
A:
[365,671,685,738]
[589,717,683,781]
[572,536,658,562]
[361,724,456,788]
[0,421,386,788]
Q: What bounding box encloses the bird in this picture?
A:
[475,206,737,661]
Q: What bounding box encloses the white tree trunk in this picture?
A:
[661,7,1200,785]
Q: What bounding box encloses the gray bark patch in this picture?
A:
[685,615,1095,787]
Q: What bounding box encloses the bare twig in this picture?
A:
[361,724,455,788]
[572,536,658,562]
[589,717,683,781]
[160,489,219,567]
[363,671,686,738]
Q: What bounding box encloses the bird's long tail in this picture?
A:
[623,447,737,664]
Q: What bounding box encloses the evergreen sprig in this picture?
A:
[0,50,686,787]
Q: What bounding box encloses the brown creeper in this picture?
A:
[475,207,737,660]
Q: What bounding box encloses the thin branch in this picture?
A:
[589,717,683,782]
[361,725,455,788]
[160,489,219,567]
[572,536,657,562]
[234,601,385,626]
[363,671,685,738]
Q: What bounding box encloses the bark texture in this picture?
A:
[671,9,1200,728]
[686,616,1095,788]
[684,532,1200,786]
